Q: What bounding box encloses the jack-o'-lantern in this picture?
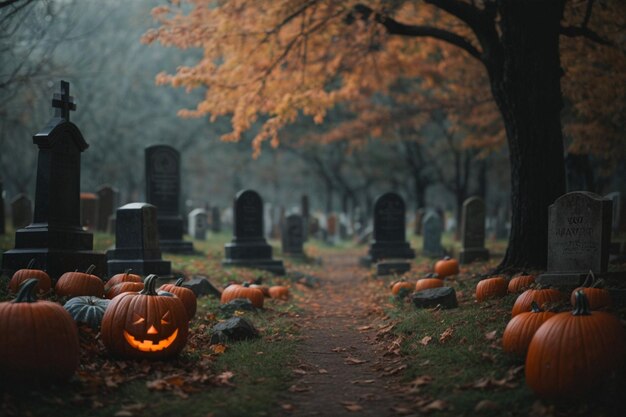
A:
[100,274,188,359]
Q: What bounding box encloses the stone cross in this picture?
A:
[52,80,76,121]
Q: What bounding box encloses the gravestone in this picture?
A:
[282,214,305,257]
[96,185,118,232]
[145,145,194,254]
[10,194,32,230]
[413,209,425,236]
[0,180,5,234]
[301,194,309,241]
[80,192,98,230]
[605,192,625,236]
[459,197,490,264]
[211,206,221,233]
[188,208,208,240]
[422,211,444,258]
[367,192,415,262]
[537,192,612,287]
[222,189,285,275]
[2,81,106,279]
[106,203,171,276]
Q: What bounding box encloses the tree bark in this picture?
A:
[489,0,567,271]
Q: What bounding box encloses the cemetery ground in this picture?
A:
[1,231,625,417]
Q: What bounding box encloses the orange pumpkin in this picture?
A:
[570,272,612,310]
[268,285,289,300]
[8,258,52,296]
[101,274,189,360]
[502,302,556,357]
[105,269,142,292]
[507,274,535,293]
[511,287,563,317]
[391,280,414,296]
[106,281,144,299]
[415,278,443,292]
[475,277,507,302]
[221,284,264,308]
[525,291,626,399]
[55,265,105,298]
[434,256,459,278]
[250,284,270,297]
[0,279,80,383]
[159,278,197,320]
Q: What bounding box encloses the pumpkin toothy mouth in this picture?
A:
[123,329,178,352]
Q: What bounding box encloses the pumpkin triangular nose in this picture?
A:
[147,325,158,335]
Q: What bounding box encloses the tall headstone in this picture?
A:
[422,211,444,258]
[1,81,106,279]
[80,192,98,230]
[459,197,490,264]
[188,208,208,240]
[96,185,118,232]
[0,180,5,234]
[367,192,415,262]
[106,203,171,276]
[222,190,285,275]
[605,192,625,237]
[537,192,612,287]
[145,145,194,254]
[211,206,221,233]
[301,194,309,241]
[282,214,305,257]
[10,194,32,230]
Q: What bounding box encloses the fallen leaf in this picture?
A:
[475,399,500,412]
[484,330,497,341]
[288,384,311,393]
[215,371,235,386]
[210,344,227,354]
[357,325,372,331]
[382,364,407,376]
[281,403,295,412]
[410,375,433,387]
[420,336,433,346]
[318,368,328,374]
[293,369,307,375]
[341,401,363,412]
[439,328,454,343]
[345,357,367,365]
[114,411,133,417]
[351,379,375,385]
[391,406,414,415]
[419,399,447,413]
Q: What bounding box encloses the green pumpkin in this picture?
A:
[64,296,110,330]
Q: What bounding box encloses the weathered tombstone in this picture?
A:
[188,208,208,240]
[145,145,194,254]
[605,192,625,237]
[106,203,171,276]
[96,185,118,232]
[413,208,425,235]
[211,206,221,233]
[80,192,98,230]
[301,195,309,241]
[0,180,5,235]
[2,81,106,279]
[282,214,305,257]
[537,192,612,288]
[367,192,415,262]
[222,189,285,275]
[10,194,32,230]
[459,197,490,264]
[422,211,444,258]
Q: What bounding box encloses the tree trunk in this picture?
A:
[491,0,567,271]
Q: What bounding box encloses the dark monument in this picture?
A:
[282,214,305,257]
[106,203,171,276]
[537,192,612,288]
[367,192,415,262]
[145,145,194,254]
[0,180,4,234]
[222,189,285,275]
[1,81,106,279]
[96,185,118,232]
[80,192,98,230]
[10,194,32,230]
[459,197,490,264]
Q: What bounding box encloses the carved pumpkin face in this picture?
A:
[101,275,188,359]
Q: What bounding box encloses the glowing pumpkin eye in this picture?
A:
[133,314,145,325]
[161,311,171,325]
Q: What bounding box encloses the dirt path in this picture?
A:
[278,252,417,417]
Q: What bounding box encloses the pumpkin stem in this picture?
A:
[581,270,595,288]
[124,268,133,277]
[572,290,592,316]
[27,258,37,269]
[13,279,39,303]
[530,301,543,313]
[242,282,250,287]
[85,264,96,275]
[140,274,159,296]
[175,277,185,287]
[443,256,451,260]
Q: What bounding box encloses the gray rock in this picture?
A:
[210,317,260,344]
[183,275,222,298]
[410,287,458,309]
[219,298,256,316]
